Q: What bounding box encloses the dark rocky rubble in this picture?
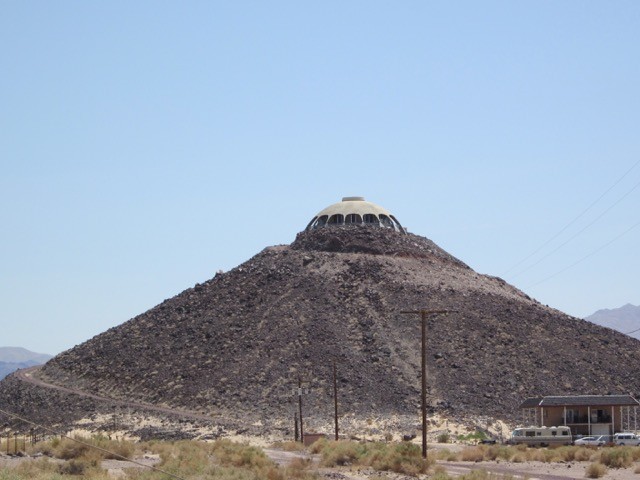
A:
[1,225,640,437]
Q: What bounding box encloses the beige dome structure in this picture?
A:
[305,196,405,233]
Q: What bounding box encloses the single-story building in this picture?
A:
[520,395,640,436]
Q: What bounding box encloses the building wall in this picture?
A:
[544,407,565,427]
[541,406,621,435]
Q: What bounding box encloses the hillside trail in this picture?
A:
[13,366,217,423]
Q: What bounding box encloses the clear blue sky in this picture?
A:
[2,2,639,355]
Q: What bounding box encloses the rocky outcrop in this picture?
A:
[1,225,640,437]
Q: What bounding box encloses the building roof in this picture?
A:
[520,395,640,409]
[305,197,405,232]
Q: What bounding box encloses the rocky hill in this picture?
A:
[1,226,640,438]
[586,304,640,340]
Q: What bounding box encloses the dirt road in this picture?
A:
[13,366,217,423]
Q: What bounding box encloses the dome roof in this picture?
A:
[305,197,405,233]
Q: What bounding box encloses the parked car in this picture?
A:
[613,433,640,446]
[574,435,606,446]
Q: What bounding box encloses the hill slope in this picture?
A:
[1,226,640,437]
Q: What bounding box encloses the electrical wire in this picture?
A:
[502,159,640,277]
[510,177,640,280]
[0,406,187,480]
[525,218,640,288]
[626,326,640,335]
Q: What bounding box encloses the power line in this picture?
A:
[626,326,640,335]
[0,407,187,480]
[502,159,640,277]
[526,218,640,288]
[510,177,640,280]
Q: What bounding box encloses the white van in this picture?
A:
[510,426,572,446]
[613,433,640,446]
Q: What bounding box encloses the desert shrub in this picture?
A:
[314,440,431,475]
[33,434,135,464]
[271,440,306,452]
[0,472,22,480]
[91,435,135,460]
[129,439,289,480]
[309,437,328,454]
[431,466,453,480]
[437,432,451,443]
[552,446,575,462]
[320,440,365,467]
[283,457,313,479]
[52,437,91,460]
[540,447,563,463]
[368,442,431,475]
[58,459,88,475]
[460,447,484,462]
[485,445,511,461]
[211,439,274,470]
[574,447,595,462]
[457,431,487,443]
[526,448,546,462]
[634,463,640,474]
[599,447,633,468]
[585,462,607,478]
[152,440,213,477]
[445,451,459,461]
[511,453,526,463]
[0,458,60,480]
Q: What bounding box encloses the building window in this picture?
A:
[363,214,379,225]
[345,214,362,224]
[379,215,393,228]
[328,214,344,225]
[566,409,579,423]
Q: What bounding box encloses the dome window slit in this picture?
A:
[363,214,380,225]
[328,214,344,225]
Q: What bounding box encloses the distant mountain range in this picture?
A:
[585,304,640,340]
[0,347,52,380]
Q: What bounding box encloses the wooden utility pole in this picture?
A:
[333,360,339,441]
[400,309,451,460]
[298,377,304,444]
